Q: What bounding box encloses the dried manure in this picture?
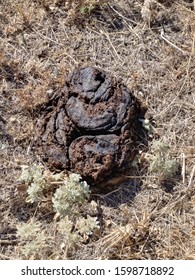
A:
[34,66,146,184]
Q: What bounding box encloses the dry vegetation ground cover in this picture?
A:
[0,0,195,259]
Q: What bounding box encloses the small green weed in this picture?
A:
[52,173,90,217]
[17,165,99,259]
[148,140,179,181]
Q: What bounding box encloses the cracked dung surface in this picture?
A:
[34,66,146,184]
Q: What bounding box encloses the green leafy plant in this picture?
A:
[65,0,105,19]
[77,0,105,13]
[76,215,99,236]
[18,165,90,214]
[148,140,179,180]
[17,167,98,258]
[17,221,47,258]
[52,173,90,217]
[57,215,99,244]
[19,164,47,203]
[57,216,82,250]
[16,214,100,259]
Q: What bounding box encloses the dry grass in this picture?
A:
[0,0,195,260]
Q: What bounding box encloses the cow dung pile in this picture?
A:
[34,66,146,185]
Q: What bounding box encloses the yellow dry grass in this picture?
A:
[0,0,195,259]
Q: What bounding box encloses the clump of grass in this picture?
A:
[148,140,179,181]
